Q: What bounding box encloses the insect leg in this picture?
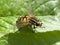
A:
[33,25,36,29]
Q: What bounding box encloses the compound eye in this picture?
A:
[36,22,40,26]
[36,22,43,26]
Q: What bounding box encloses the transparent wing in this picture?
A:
[27,3,35,16]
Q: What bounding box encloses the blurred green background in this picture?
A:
[0,0,60,16]
[0,0,60,45]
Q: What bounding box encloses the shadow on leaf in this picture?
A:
[6,30,60,45]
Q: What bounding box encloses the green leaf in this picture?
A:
[0,16,60,45]
[1,30,60,45]
[0,0,58,16]
[0,0,60,45]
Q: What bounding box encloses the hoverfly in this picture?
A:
[16,5,43,29]
[16,15,43,29]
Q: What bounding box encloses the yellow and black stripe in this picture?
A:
[20,16,27,22]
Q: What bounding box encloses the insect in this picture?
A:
[16,14,43,29]
[16,4,43,29]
